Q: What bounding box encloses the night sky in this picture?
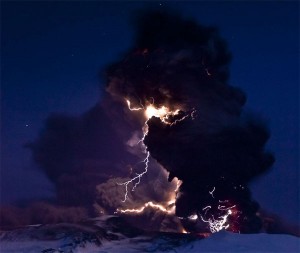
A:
[1,1,299,225]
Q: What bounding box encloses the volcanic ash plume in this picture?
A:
[106,10,274,233]
[2,10,276,234]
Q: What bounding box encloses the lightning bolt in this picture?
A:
[209,187,215,198]
[115,201,174,214]
[202,205,212,216]
[200,208,232,233]
[186,202,236,233]
[197,187,240,233]
[126,99,144,111]
[118,99,195,203]
[117,151,150,202]
[218,204,236,211]
[117,177,181,214]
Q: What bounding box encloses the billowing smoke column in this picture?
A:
[106,10,274,233]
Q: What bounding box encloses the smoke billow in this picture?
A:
[106,10,274,233]
[27,103,137,209]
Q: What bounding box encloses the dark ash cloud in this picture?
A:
[106,10,275,233]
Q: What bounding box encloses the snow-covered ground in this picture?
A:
[188,231,300,253]
[0,216,299,253]
[94,232,300,253]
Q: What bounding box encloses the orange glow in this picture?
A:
[181,228,188,234]
[145,104,180,122]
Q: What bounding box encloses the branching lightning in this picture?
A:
[186,187,240,233]
[200,208,233,233]
[117,151,150,202]
[209,187,215,198]
[117,177,181,215]
[199,201,238,233]
[118,99,194,203]
[186,202,237,233]
[116,180,180,215]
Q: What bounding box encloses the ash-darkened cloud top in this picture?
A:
[106,10,245,113]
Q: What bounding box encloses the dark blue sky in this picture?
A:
[1,1,299,224]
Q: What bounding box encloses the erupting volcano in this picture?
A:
[2,3,300,252]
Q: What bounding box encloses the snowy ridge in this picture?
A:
[0,216,299,253]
